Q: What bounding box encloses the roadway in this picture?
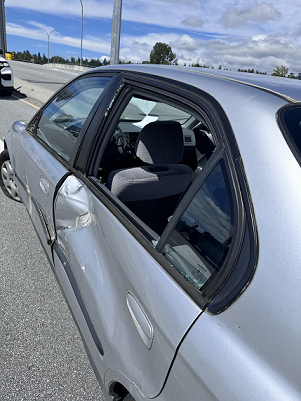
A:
[0,63,105,400]
[9,60,85,104]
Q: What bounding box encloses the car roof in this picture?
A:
[98,64,301,103]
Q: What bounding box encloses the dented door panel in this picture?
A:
[53,175,201,398]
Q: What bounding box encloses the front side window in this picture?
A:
[161,160,234,292]
[37,76,111,161]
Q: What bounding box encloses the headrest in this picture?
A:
[195,130,215,159]
[135,121,184,165]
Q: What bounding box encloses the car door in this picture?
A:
[51,75,248,399]
[10,73,118,262]
[53,174,202,398]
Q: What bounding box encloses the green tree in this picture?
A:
[149,42,176,65]
[272,65,289,77]
[287,72,295,79]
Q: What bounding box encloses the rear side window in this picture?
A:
[36,76,111,161]
[161,160,234,292]
[281,106,301,164]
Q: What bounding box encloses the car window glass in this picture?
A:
[120,95,191,124]
[97,92,216,236]
[282,107,301,162]
[37,76,111,161]
[161,160,234,292]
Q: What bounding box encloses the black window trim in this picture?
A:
[72,73,253,312]
[85,82,221,179]
[83,79,223,245]
[277,103,301,168]
[156,144,245,302]
[207,156,259,314]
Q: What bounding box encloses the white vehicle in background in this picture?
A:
[0,49,14,96]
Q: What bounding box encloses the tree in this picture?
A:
[150,42,176,65]
[272,65,289,77]
[287,72,295,79]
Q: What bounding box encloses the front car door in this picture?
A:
[6,73,117,262]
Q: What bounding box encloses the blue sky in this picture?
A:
[4,0,301,73]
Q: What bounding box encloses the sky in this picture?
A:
[4,0,301,73]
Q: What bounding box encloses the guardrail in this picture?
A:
[11,59,92,71]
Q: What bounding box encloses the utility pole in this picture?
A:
[110,0,122,65]
[79,0,83,66]
[0,0,7,53]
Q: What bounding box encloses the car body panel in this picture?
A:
[161,231,301,401]
[101,64,301,101]
[5,123,68,260]
[53,175,201,398]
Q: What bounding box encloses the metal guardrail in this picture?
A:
[11,59,94,70]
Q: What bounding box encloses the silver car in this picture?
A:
[1,65,301,401]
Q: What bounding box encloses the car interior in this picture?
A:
[96,93,216,235]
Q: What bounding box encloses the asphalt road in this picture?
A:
[0,69,105,400]
[11,60,82,95]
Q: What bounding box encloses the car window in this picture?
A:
[96,91,216,235]
[161,160,234,292]
[36,76,111,161]
[120,95,191,124]
[281,106,301,163]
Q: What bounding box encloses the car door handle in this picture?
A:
[39,177,49,195]
[126,292,154,349]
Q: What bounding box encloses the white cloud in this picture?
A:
[158,0,197,4]
[181,17,204,28]
[170,35,202,52]
[119,30,301,73]
[221,2,281,28]
[6,0,299,37]
[7,22,111,55]
[5,1,301,73]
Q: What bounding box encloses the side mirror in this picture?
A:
[0,49,3,55]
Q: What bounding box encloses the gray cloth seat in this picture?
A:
[106,121,193,234]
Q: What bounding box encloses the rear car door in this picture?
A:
[51,74,250,399]
[8,73,117,262]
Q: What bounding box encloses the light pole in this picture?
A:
[110,0,122,65]
[37,27,59,64]
[79,0,83,66]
